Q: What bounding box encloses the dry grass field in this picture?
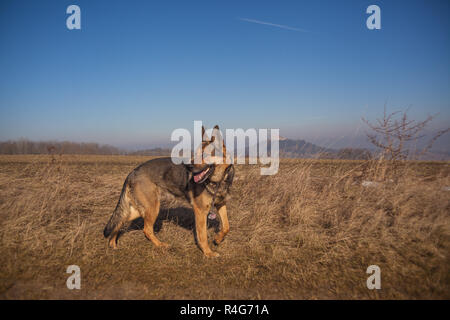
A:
[0,154,448,299]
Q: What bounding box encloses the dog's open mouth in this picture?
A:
[193,167,212,183]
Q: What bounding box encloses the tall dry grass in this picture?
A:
[0,155,448,299]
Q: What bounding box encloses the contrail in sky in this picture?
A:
[238,17,308,32]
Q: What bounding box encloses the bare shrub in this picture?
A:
[363,107,449,161]
[362,107,449,180]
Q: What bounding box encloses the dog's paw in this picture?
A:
[204,251,220,258]
[157,242,170,248]
[108,241,118,249]
[213,235,224,246]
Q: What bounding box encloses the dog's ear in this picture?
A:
[201,126,210,142]
[210,125,220,143]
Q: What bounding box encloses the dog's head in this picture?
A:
[187,125,232,184]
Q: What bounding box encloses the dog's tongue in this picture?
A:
[208,213,217,220]
[193,170,206,183]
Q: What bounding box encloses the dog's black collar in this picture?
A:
[202,165,234,215]
[203,165,233,196]
[204,180,220,195]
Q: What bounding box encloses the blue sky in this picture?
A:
[0,0,449,150]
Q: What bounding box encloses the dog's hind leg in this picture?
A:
[214,204,229,245]
[140,186,168,248]
[143,202,168,248]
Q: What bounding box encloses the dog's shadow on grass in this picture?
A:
[122,207,220,244]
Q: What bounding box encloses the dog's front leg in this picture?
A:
[193,203,219,257]
[214,204,229,245]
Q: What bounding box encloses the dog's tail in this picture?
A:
[103,181,130,238]
[103,205,124,238]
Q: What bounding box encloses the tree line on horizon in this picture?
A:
[0,139,124,155]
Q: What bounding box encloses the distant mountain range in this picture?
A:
[130,138,450,160]
[278,138,333,157]
[131,138,373,160]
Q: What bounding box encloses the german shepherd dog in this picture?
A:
[103,125,234,257]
